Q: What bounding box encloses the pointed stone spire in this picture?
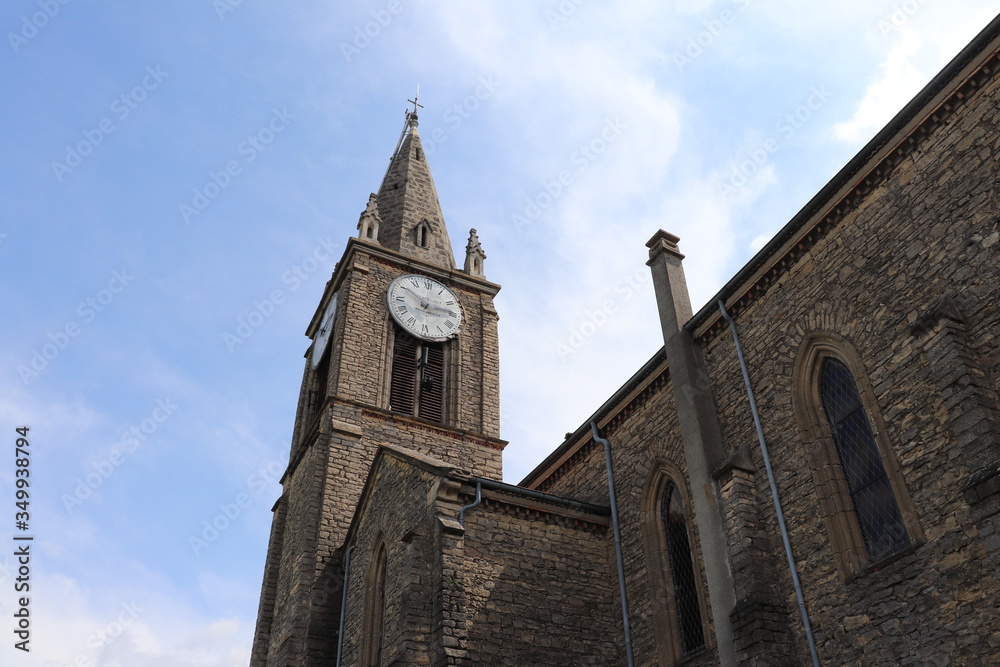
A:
[464,228,487,277]
[375,112,456,269]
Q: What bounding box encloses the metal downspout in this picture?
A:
[718,300,821,667]
[458,479,482,526]
[591,422,636,667]
[335,544,356,667]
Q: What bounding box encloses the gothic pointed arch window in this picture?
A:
[793,334,921,577]
[360,540,388,667]
[642,462,708,664]
[415,219,432,248]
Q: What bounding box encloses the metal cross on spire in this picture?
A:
[386,86,424,179]
[407,85,424,118]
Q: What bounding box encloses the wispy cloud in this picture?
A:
[834,30,926,144]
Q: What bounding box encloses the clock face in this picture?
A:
[386,275,462,341]
[311,293,338,368]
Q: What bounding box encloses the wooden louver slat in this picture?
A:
[390,330,418,415]
[418,342,445,422]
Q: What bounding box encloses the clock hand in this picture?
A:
[424,303,459,318]
[400,285,432,308]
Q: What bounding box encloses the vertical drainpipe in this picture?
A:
[458,480,482,526]
[591,422,636,667]
[645,230,738,666]
[718,300,821,667]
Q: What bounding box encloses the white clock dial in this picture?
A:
[311,293,338,368]
[386,275,462,341]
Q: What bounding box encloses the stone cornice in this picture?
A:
[459,483,611,532]
[361,405,507,451]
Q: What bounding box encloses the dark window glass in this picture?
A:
[820,357,909,562]
[662,480,705,655]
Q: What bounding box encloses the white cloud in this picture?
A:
[407,4,692,478]
[834,29,927,144]
[0,571,251,667]
[834,2,1000,146]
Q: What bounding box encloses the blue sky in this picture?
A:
[2,1,997,664]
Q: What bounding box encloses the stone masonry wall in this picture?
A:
[249,493,287,667]
[288,401,503,666]
[697,57,1000,665]
[531,377,722,666]
[459,499,620,665]
[339,453,442,666]
[263,435,328,666]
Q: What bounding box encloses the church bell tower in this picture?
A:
[250,103,504,666]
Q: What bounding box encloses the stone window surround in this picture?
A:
[414,219,432,248]
[360,537,388,667]
[641,459,712,665]
[792,332,923,580]
[384,321,459,427]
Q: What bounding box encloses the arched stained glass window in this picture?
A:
[661,480,705,656]
[819,357,909,562]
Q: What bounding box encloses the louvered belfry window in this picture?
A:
[389,328,445,422]
[662,480,705,656]
[819,357,909,562]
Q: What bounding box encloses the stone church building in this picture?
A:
[250,16,1000,666]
